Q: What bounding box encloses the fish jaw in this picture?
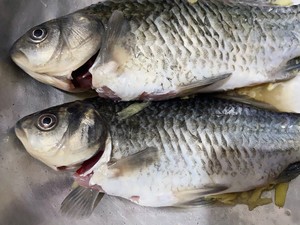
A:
[23,69,76,93]
[11,48,95,93]
[10,47,76,92]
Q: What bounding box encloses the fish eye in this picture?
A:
[30,28,47,43]
[37,114,57,131]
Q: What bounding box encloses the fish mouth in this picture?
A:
[56,147,104,174]
[10,48,29,68]
[11,46,99,93]
[71,51,99,90]
[14,121,27,141]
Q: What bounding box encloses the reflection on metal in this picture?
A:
[0,0,299,224]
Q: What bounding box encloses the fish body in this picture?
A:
[10,0,300,100]
[15,96,300,208]
[211,0,300,7]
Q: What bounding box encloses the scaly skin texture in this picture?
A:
[205,0,300,7]
[199,0,300,7]
[84,0,300,100]
[86,96,300,206]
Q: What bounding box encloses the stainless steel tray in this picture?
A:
[0,1,299,224]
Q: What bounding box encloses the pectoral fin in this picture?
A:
[90,11,129,89]
[176,197,215,207]
[107,147,159,177]
[60,186,104,218]
[176,73,231,96]
[274,57,300,82]
[285,56,300,71]
[175,184,229,207]
[117,102,151,120]
[94,10,128,66]
[216,93,279,111]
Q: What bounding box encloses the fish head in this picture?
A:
[10,12,104,92]
[15,100,108,171]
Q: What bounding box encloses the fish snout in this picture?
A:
[10,45,28,66]
[14,120,26,140]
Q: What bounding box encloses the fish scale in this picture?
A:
[100,98,300,187]
[99,1,292,93]
[215,0,300,6]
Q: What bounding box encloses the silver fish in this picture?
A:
[15,96,300,216]
[10,0,300,101]
[204,0,300,7]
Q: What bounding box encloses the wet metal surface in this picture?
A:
[0,1,299,224]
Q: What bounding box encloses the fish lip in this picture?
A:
[10,47,28,64]
[10,45,97,93]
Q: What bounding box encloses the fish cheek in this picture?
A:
[27,130,57,154]
[26,28,61,70]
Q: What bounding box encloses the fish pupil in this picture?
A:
[42,117,52,126]
[31,28,47,42]
[34,29,43,37]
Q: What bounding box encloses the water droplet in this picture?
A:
[285,209,292,216]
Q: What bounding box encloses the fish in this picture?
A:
[189,0,300,7]
[10,0,300,101]
[15,95,300,216]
